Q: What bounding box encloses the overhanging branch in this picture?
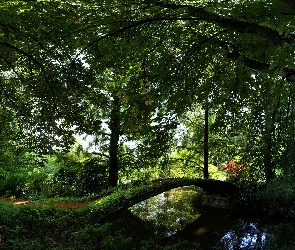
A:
[142,2,295,45]
[228,50,295,82]
[185,6,294,46]
[0,41,45,70]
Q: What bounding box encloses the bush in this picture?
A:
[78,158,108,196]
[74,223,133,250]
[0,173,26,197]
[44,158,108,198]
[259,177,295,219]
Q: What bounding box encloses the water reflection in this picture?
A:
[176,207,271,249]
[129,186,200,236]
[130,186,273,249]
[216,220,269,249]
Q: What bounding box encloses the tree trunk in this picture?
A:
[264,109,275,183]
[108,96,120,187]
[204,106,209,179]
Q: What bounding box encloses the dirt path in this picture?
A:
[0,197,102,209]
[1,197,30,206]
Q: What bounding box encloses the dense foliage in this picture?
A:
[1,0,295,248]
[1,0,295,184]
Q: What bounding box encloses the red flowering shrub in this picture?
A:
[221,161,248,181]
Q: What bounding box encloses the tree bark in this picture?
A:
[204,106,209,179]
[108,95,120,187]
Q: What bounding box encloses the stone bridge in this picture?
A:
[86,178,239,222]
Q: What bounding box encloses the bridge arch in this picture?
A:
[86,178,239,222]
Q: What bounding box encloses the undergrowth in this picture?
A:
[0,199,195,250]
[0,178,207,249]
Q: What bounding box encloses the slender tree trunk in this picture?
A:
[108,96,120,187]
[264,109,275,183]
[204,106,209,179]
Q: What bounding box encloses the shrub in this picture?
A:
[74,223,133,250]
[259,177,295,219]
[0,173,25,197]
[78,159,108,196]
[43,157,108,198]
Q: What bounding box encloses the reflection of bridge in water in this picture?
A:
[89,178,239,222]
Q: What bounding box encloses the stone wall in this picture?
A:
[201,194,231,210]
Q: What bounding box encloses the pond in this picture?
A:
[129,186,293,249]
[130,186,200,237]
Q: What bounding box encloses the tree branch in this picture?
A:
[140,2,294,45]
[221,41,295,81]
[0,41,45,70]
[233,52,295,82]
[185,6,294,45]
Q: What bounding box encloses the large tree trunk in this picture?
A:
[108,96,120,187]
[204,106,209,179]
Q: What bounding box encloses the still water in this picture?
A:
[130,186,200,237]
[129,186,276,249]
